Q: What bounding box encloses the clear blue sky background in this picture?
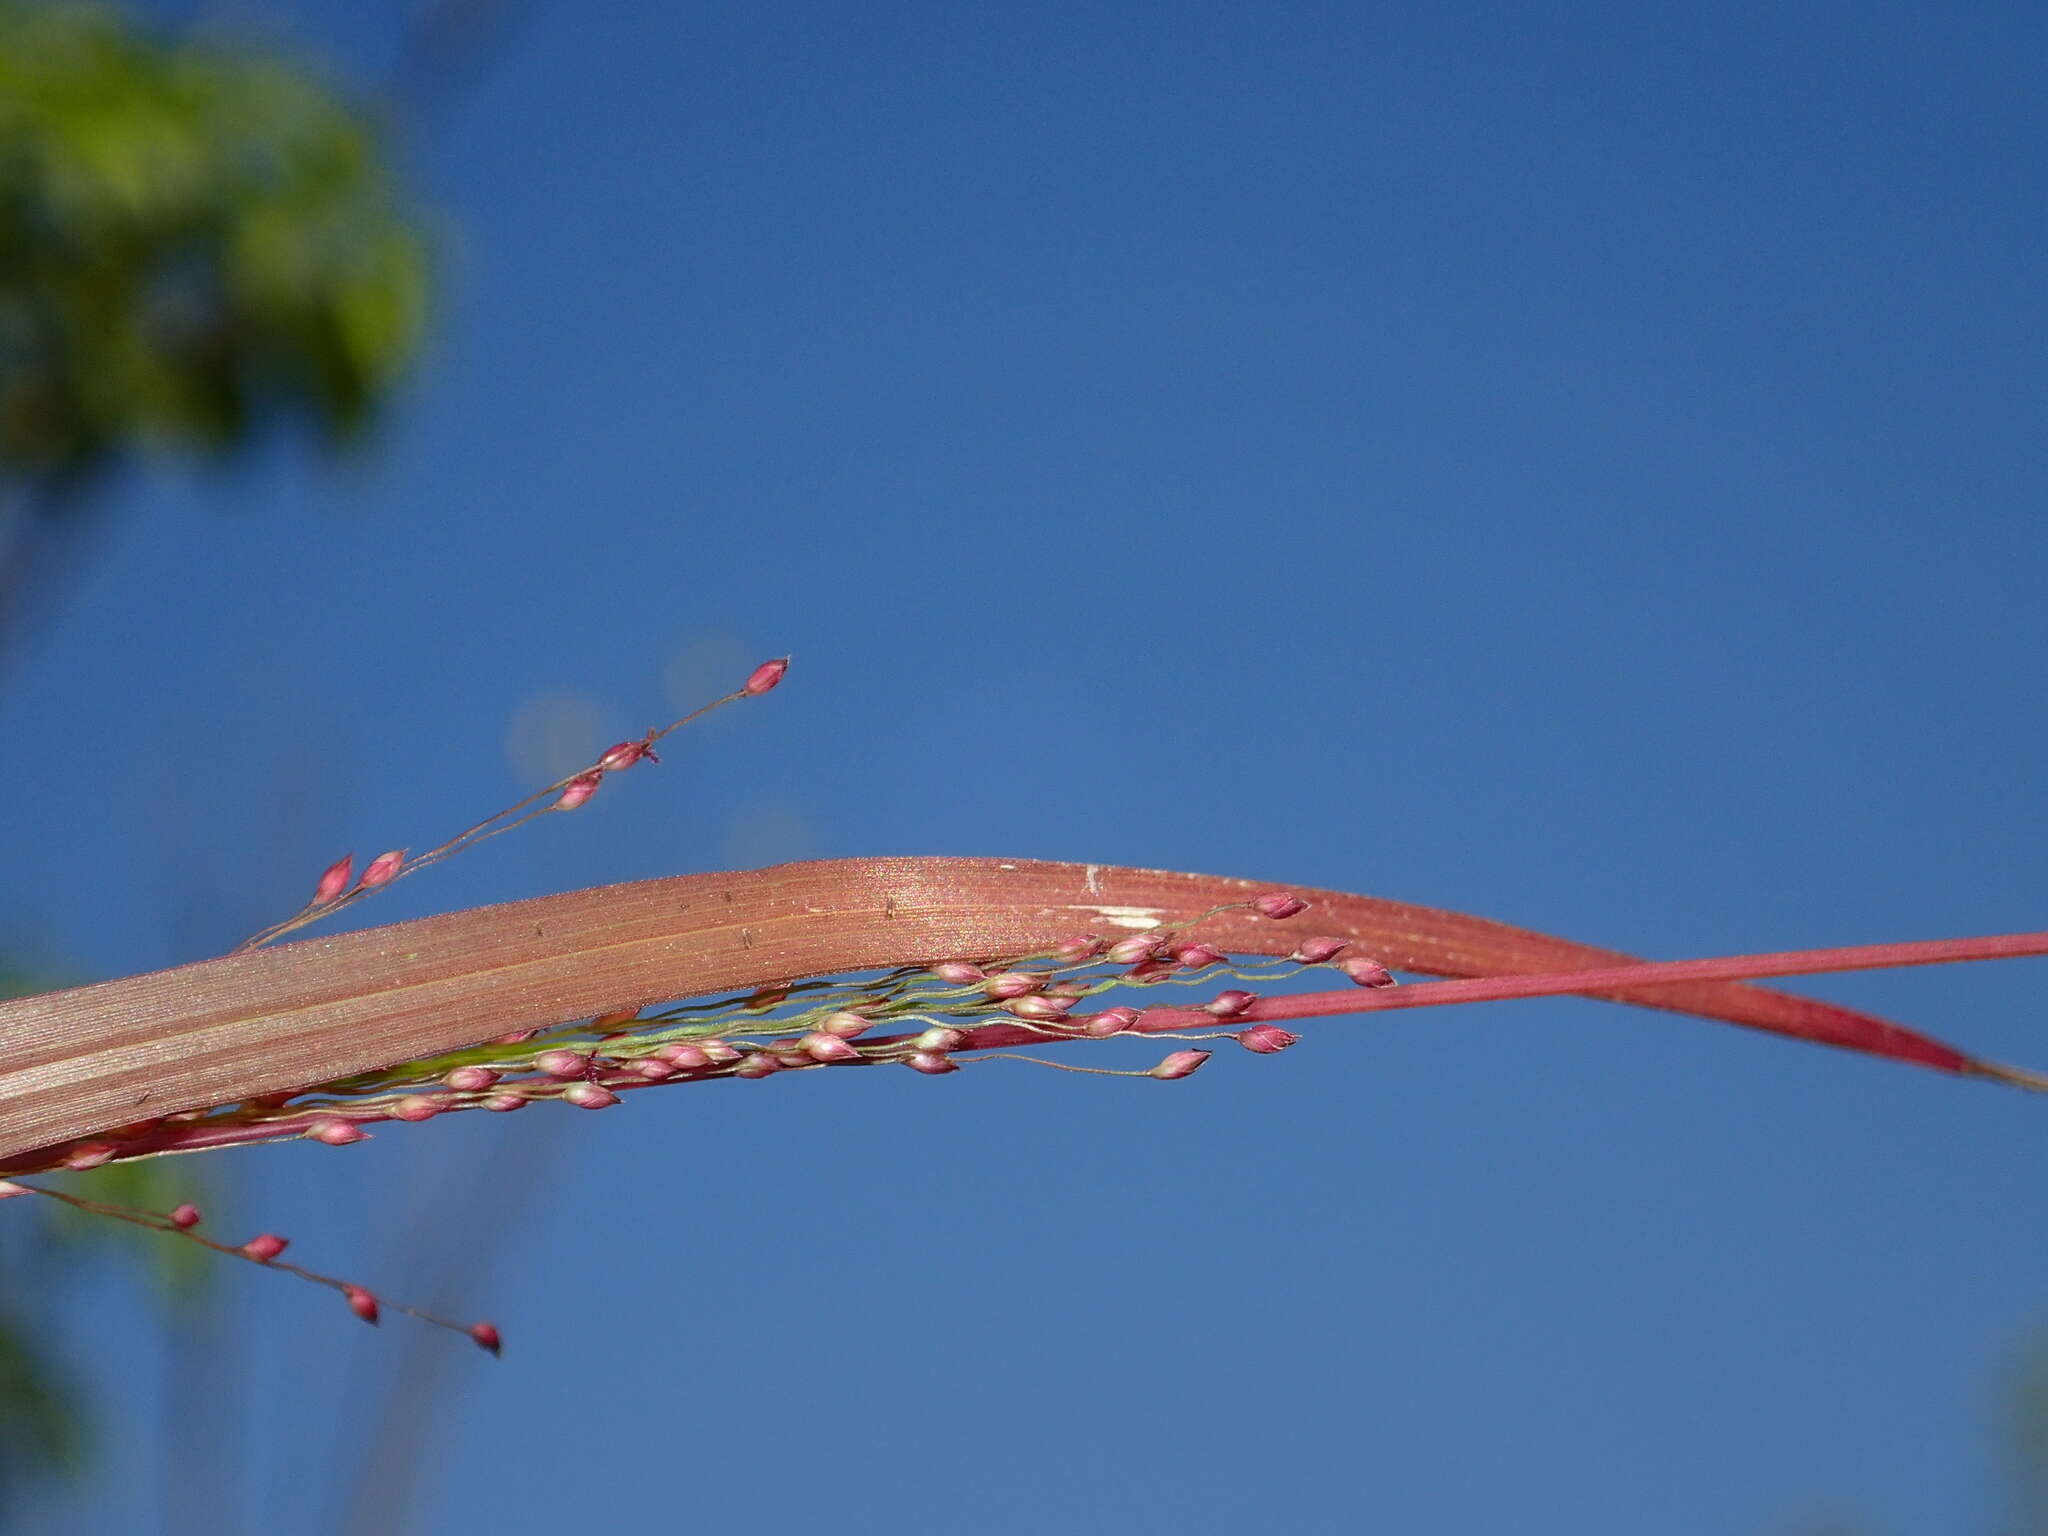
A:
[5,2,2047,1532]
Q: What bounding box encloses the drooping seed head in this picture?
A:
[1149,1049,1212,1081]
[1251,890,1309,920]
[344,1286,381,1326]
[1237,1024,1302,1054]
[564,1082,621,1110]
[931,961,986,986]
[801,1032,863,1063]
[312,854,355,906]
[1083,1006,1141,1038]
[1204,989,1257,1018]
[913,1026,966,1053]
[390,1095,441,1123]
[444,1066,499,1093]
[1338,956,1397,988]
[309,1117,369,1145]
[242,1233,289,1261]
[906,1051,959,1075]
[1105,934,1165,965]
[555,773,602,810]
[359,850,406,889]
[470,1321,504,1356]
[1290,936,1350,964]
[743,657,790,696]
[536,1049,589,1079]
[169,1203,202,1229]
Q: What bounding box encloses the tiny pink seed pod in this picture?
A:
[982,971,1040,1000]
[359,850,406,889]
[1339,956,1397,989]
[632,1058,676,1080]
[311,854,354,906]
[309,1117,369,1146]
[0,1182,29,1200]
[734,1053,782,1079]
[1149,1049,1211,1081]
[535,1049,588,1078]
[743,657,790,695]
[169,1203,202,1229]
[1051,932,1105,961]
[820,1011,873,1039]
[698,1041,742,1065]
[470,1321,504,1356]
[564,1082,621,1110]
[1006,994,1072,1022]
[1237,1024,1302,1054]
[1173,942,1226,970]
[592,1010,642,1032]
[444,1066,499,1092]
[63,1142,116,1171]
[1251,890,1309,920]
[913,1026,965,1052]
[1083,1006,1141,1038]
[906,1051,959,1075]
[483,1091,529,1112]
[1290,936,1350,964]
[598,740,648,772]
[931,961,985,985]
[1123,959,1176,984]
[390,1096,441,1123]
[493,1028,539,1045]
[555,773,602,810]
[344,1286,381,1326]
[242,1233,289,1261]
[1204,989,1257,1018]
[802,1032,862,1064]
[1105,934,1164,965]
[659,1044,712,1069]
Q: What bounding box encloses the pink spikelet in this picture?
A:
[470,1322,504,1356]
[1149,1050,1211,1081]
[344,1286,381,1326]
[1237,1024,1302,1054]
[311,855,354,906]
[1251,890,1309,920]
[555,773,602,810]
[169,1203,202,1229]
[242,1233,289,1262]
[743,657,790,696]
[359,850,406,890]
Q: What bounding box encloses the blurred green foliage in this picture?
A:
[0,0,431,485]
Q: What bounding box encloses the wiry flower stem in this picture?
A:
[0,1179,501,1353]
[233,657,791,951]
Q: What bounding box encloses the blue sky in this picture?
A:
[5,1,2047,1531]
